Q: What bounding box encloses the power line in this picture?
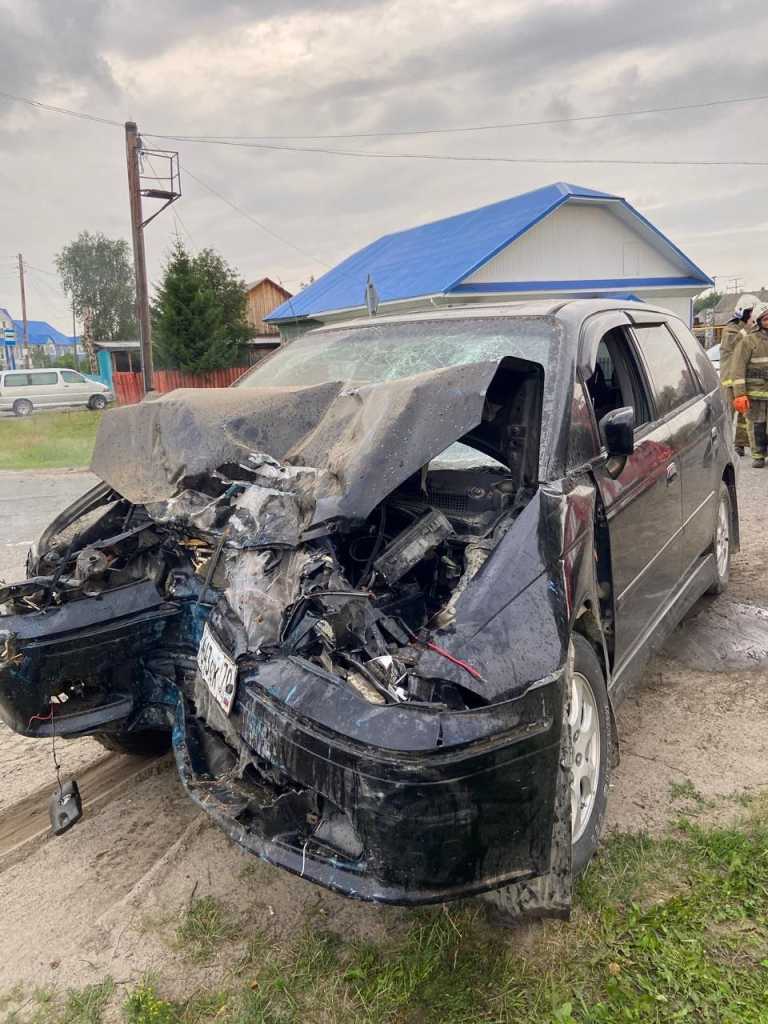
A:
[0,88,121,127]
[4,84,768,167]
[152,137,768,167]
[143,91,768,141]
[183,167,333,267]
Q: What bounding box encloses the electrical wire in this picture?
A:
[142,91,768,141]
[3,86,768,168]
[184,167,333,267]
[0,87,122,127]
[153,136,768,167]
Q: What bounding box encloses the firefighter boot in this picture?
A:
[752,421,767,468]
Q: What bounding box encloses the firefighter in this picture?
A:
[732,300,768,468]
[720,294,758,455]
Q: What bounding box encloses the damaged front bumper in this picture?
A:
[173,653,565,905]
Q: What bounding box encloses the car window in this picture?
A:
[631,324,700,416]
[61,370,85,383]
[667,320,718,391]
[585,327,651,430]
[31,372,58,386]
[3,373,29,387]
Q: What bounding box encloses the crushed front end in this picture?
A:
[0,363,578,908]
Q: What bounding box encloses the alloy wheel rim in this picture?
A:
[715,497,730,578]
[568,671,601,844]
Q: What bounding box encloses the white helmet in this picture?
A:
[750,300,768,328]
[734,293,759,319]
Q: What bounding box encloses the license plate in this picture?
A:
[197,623,238,715]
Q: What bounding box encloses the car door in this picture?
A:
[629,318,718,580]
[59,369,92,406]
[27,371,60,407]
[583,323,683,671]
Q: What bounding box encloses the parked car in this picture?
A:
[0,299,737,917]
[0,367,113,416]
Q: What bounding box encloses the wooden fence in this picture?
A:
[113,366,250,405]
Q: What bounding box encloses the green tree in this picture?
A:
[152,240,253,373]
[56,231,137,340]
[693,290,722,315]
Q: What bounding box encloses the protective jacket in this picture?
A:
[719,319,744,387]
[732,326,768,399]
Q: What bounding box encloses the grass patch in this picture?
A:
[175,896,238,962]
[668,778,705,804]
[59,980,115,1024]
[0,410,100,470]
[117,802,768,1023]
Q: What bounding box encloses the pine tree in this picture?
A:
[153,239,254,373]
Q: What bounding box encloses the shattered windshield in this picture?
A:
[237,316,558,388]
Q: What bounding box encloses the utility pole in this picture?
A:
[17,254,31,369]
[125,122,153,394]
[125,122,181,397]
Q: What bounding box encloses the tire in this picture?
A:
[13,399,33,417]
[569,634,612,877]
[88,394,107,411]
[94,729,171,756]
[706,481,732,596]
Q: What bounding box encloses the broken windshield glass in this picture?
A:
[236,316,558,388]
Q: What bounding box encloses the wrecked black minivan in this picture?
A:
[0,300,737,916]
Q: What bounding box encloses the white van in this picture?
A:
[0,368,114,416]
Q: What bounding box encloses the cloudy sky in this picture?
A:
[1,0,767,330]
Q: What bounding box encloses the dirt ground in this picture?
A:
[1,463,767,993]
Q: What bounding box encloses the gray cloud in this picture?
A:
[1,0,767,332]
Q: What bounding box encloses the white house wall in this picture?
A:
[464,201,684,284]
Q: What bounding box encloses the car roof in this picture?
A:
[308,298,680,334]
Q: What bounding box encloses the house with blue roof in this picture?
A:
[266,182,711,337]
[0,307,80,369]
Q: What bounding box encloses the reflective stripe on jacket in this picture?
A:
[731,326,768,399]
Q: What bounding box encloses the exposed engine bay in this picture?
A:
[0,357,544,722]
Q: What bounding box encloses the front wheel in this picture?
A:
[13,399,33,417]
[706,481,732,595]
[88,394,107,410]
[569,634,611,876]
[94,729,171,756]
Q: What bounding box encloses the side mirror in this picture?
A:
[599,407,635,457]
[598,407,634,478]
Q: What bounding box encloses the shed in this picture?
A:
[245,277,292,337]
[266,182,711,337]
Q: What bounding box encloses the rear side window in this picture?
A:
[632,324,700,417]
[31,372,58,386]
[3,373,29,387]
[61,370,85,383]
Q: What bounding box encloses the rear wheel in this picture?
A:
[13,399,33,417]
[88,394,107,410]
[706,482,732,595]
[94,729,171,756]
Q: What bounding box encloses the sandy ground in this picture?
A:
[1,462,767,993]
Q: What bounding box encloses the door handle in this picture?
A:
[711,427,718,439]
[666,463,679,485]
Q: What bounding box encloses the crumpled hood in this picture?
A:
[90,361,503,524]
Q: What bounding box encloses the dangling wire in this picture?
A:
[50,701,63,800]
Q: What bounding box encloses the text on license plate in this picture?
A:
[197,622,237,715]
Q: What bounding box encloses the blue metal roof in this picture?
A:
[267,182,711,323]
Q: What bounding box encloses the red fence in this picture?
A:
[113,366,250,405]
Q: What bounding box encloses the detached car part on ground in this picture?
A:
[0,301,737,918]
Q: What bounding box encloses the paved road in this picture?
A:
[0,470,97,583]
